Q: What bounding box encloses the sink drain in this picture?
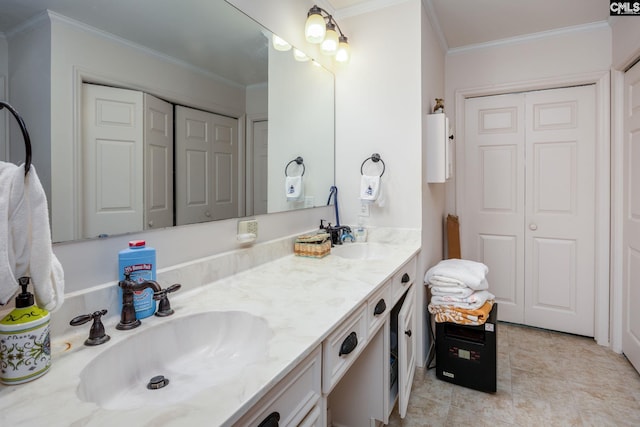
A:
[147,375,169,390]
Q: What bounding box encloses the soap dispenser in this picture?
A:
[0,277,51,385]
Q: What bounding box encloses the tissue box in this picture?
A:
[294,233,331,258]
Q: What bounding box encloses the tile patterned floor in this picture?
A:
[387,322,640,426]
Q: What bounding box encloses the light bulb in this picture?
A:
[305,8,326,44]
[320,23,339,56]
[272,34,291,52]
[335,36,350,63]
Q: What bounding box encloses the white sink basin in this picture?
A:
[331,242,389,260]
[77,311,271,410]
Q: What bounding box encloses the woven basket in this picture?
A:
[294,233,331,258]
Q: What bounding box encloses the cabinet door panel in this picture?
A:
[398,285,416,419]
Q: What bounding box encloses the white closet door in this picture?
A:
[622,60,640,371]
[463,86,596,336]
[463,93,526,323]
[175,106,213,225]
[82,84,143,239]
[175,106,238,225]
[144,93,173,230]
[523,85,596,336]
[210,113,239,220]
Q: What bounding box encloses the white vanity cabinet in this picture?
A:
[327,255,418,426]
[234,347,323,427]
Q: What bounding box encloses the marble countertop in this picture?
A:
[0,234,420,427]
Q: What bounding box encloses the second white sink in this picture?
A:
[77,310,272,410]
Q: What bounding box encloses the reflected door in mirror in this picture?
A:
[175,106,239,225]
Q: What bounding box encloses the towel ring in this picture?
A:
[0,101,32,176]
[285,156,305,177]
[360,153,385,177]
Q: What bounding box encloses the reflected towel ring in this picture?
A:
[360,153,385,177]
[0,101,32,176]
[285,156,305,177]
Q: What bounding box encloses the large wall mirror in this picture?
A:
[0,0,335,243]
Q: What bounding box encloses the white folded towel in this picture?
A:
[424,258,489,290]
[0,162,65,311]
[430,290,495,309]
[360,174,380,203]
[428,276,490,291]
[285,175,303,200]
[429,285,476,298]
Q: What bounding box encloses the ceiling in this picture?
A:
[328,0,610,49]
[0,0,270,86]
[0,0,612,84]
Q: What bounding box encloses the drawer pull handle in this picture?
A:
[401,273,410,284]
[405,329,412,337]
[258,411,280,427]
[339,331,358,356]
[374,299,386,316]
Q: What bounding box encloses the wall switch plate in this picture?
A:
[359,203,370,217]
[237,219,258,237]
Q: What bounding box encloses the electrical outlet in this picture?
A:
[238,219,258,237]
[359,203,370,217]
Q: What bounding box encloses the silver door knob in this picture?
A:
[205,211,211,217]
[529,223,538,231]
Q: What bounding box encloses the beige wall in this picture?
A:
[445,23,612,215]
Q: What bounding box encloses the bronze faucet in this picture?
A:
[116,273,162,330]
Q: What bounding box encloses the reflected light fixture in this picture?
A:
[272,34,292,51]
[305,5,350,63]
[293,48,310,62]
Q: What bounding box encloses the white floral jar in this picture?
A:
[0,278,51,385]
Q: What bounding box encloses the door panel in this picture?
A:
[82,84,143,239]
[212,120,238,220]
[623,59,640,371]
[252,120,268,215]
[398,286,416,419]
[176,107,211,225]
[144,93,173,230]
[524,86,595,336]
[175,106,238,225]
[463,94,525,323]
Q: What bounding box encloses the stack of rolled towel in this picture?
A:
[424,259,495,326]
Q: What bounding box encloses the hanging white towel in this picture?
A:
[0,162,65,311]
[285,175,303,200]
[360,174,380,203]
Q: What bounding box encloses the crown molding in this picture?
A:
[447,21,610,55]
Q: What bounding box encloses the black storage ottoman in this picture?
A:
[435,303,497,393]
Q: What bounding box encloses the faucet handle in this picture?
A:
[70,309,111,346]
[153,283,181,317]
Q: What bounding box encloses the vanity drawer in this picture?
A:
[367,280,391,335]
[234,346,321,427]
[322,304,368,394]
[391,256,417,304]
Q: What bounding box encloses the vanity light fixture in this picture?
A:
[305,5,350,63]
